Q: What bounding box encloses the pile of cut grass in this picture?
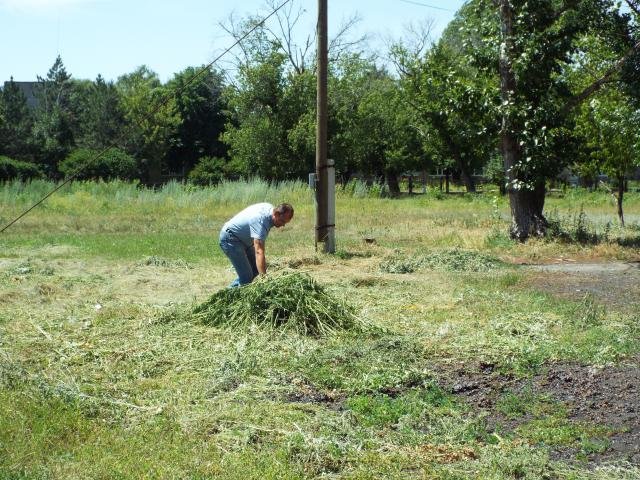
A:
[138,255,191,268]
[380,248,504,274]
[422,248,504,272]
[378,255,423,274]
[192,272,362,336]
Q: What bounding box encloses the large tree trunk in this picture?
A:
[146,158,163,187]
[499,0,547,240]
[460,168,476,193]
[617,174,625,226]
[450,151,476,192]
[509,181,548,240]
[340,170,352,188]
[452,152,476,192]
[386,171,401,197]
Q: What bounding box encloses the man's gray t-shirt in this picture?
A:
[221,203,274,248]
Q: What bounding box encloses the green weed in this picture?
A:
[346,385,455,429]
[485,228,515,249]
[515,416,610,448]
[546,207,609,244]
[496,387,556,419]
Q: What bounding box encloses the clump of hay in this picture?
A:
[269,255,322,271]
[350,276,389,288]
[193,272,362,336]
[380,248,503,274]
[138,256,191,269]
[379,255,423,274]
[422,248,503,272]
[286,255,322,269]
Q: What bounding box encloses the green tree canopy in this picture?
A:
[31,55,75,177]
[472,0,637,239]
[116,66,181,185]
[70,75,125,151]
[165,66,228,175]
[0,78,34,161]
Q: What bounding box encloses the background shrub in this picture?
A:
[0,156,43,181]
[188,156,241,186]
[58,148,138,181]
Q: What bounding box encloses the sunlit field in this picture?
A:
[1,180,639,479]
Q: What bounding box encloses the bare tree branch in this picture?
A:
[562,39,640,115]
[217,12,252,67]
[328,13,369,64]
[266,0,309,73]
[625,0,640,17]
[387,19,435,76]
[219,0,369,77]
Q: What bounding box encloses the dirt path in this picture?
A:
[526,261,640,313]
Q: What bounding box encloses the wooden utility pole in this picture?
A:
[315,0,335,252]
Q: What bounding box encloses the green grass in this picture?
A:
[1,179,639,478]
[0,232,223,261]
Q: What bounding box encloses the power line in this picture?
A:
[397,0,454,12]
[0,0,293,234]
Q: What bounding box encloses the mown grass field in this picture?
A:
[1,179,639,479]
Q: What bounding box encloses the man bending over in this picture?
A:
[219,203,294,287]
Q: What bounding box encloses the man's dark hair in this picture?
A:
[275,203,294,217]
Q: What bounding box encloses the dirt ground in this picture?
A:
[441,357,640,466]
[527,261,640,313]
[443,261,640,467]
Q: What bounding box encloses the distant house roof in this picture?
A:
[2,81,39,109]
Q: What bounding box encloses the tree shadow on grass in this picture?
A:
[616,236,640,249]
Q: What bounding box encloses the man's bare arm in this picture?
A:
[253,238,267,275]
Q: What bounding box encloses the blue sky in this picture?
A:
[0,0,466,83]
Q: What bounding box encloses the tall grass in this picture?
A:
[1,179,639,263]
[0,178,313,212]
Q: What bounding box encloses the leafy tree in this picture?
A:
[222,49,315,180]
[0,78,34,160]
[484,154,507,194]
[393,10,500,194]
[31,55,75,177]
[219,1,366,182]
[575,91,640,225]
[70,75,125,150]
[357,68,426,195]
[282,69,317,174]
[165,66,228,175]
[188,156,243,186]
[329,54,387,183]
[486,0,636,239]
[116,66,181,185]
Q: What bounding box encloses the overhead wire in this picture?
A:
[0,0,294,234]
[397,0,454,12]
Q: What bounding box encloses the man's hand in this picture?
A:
[253,238,267,275]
